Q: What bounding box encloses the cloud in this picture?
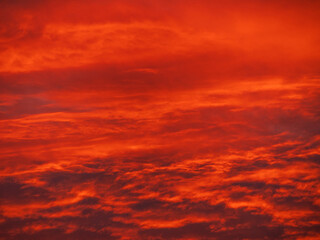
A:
[1,0,320,239]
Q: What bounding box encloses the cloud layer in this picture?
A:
[1,0,320,239]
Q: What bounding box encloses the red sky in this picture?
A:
[0,0,320,239]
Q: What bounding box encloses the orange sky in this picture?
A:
[1,0,320,239]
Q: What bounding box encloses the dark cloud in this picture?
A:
[139,222,284,240]
[0,97,74,119]
[0,178,54,204]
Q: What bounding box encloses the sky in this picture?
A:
[0,0,320,239]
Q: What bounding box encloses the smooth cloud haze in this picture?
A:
[0,0,320,239]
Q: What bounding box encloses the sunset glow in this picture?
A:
[1,0,320,239]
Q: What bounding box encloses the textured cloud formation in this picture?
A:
[1,0,320,239]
